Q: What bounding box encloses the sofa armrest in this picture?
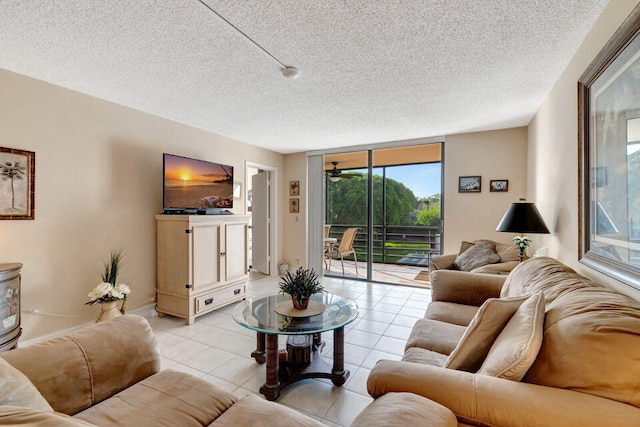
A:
[428,254,456,272]
[368,360,640,427]
[1,315,161,416]
[430,270,505,306]
[351,392,457,427]
[471,260,519,274]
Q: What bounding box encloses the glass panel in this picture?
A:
[232,292,358,334]
[323,144,442,285]
[325,152,368,278]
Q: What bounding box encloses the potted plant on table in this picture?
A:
[279,267,324,310]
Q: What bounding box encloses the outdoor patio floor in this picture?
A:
[324,259,430,287]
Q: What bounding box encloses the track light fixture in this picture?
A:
[195,0,300,79]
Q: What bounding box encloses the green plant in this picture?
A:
[86,250,131,305]
[278,267,324,305]
[513,236,532,262]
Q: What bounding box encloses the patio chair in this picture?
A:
[325,227,359,276]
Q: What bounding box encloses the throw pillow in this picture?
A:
[0,357,52,411]
[497,245,520,263]
[444,294,531,372]
[457,241,475,256]
[477,292,545,381]
[454,242,500,272]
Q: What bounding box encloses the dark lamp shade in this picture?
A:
[496,202,550,234]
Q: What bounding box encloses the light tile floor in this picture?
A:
[144,275,432,426]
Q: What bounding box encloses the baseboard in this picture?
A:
[20,303,157,347]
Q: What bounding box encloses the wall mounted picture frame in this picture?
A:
[578,4,640,289]
[289,198,299,213]
[490,179,509,192]
[289,180,300,196]
[0,147,35,220]
[458,176,481,193]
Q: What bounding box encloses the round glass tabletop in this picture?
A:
[232,292,358,335]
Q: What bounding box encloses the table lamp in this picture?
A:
[496,199,550,262]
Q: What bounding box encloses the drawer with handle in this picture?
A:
[195,283,246,314]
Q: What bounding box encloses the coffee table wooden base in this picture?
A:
[251,328,349,401]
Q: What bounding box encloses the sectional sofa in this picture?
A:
[0,315,456,426]
[368,257,640,426]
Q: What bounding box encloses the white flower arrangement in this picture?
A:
[87,282,131,305]
[86,250,131,305]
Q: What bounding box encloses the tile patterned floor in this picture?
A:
[144,275,432,426]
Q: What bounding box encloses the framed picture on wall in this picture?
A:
[490,179,509,192]
[458,176,481,193]
[289,180,300,196]
[0,147,35,220]
[289,198,299,213]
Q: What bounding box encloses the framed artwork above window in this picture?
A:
[578,4,640,289]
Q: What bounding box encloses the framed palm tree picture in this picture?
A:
[0,147,35,220]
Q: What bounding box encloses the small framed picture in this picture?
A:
[458,176,481,193]
[289,180,300,196]
[0,147,35,220]
[490,179,509,192]
[289,198,299,213]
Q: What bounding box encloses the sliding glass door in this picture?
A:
[323,143,442,285]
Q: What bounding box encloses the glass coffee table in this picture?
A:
[232,292,358,400]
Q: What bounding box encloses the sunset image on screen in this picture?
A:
[164,154,233,209]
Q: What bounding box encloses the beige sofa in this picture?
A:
[429,239,520,275]
[368,257,640,427]
[0,314,457,426]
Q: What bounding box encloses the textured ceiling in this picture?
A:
[0,1,610,153]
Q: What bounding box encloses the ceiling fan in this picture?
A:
[327,161,359,182]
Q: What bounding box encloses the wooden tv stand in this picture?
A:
[155,215,249,324]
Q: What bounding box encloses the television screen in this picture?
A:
[163,153,233,211]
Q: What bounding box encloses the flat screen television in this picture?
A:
[163,153,233,213]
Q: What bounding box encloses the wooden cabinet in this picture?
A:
[156,215,249,324]
[0,263,22,352]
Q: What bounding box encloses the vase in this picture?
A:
[291,296,309,310]
[96,301,123,323]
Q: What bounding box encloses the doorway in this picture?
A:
[246,162,278,280]
[323,143,443,286]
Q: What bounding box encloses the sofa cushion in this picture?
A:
[401,347,448,367]
[425,301,479,327]
[454,243,500,272]
[477,292,545,380]
[0,356,52,412]
[496,244,520,262]
[444,294,530,372]
[502,257,640,408]
[0,406,96,426]
[214,394,325,426]
[74,370,236,426]
[457,241,476,256]
[405,319,466,355]
[351,392,457,427]
[1,315,161,416]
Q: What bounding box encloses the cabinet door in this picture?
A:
[225,222,248,282]
[192,224,221,290]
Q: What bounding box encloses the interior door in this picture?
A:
[251,171,270,274]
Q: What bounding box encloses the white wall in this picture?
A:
[528,0,640,299]
[282,152,307,269]
[0,69,284,340]
[443,127,528,253]
[282,127,527,267]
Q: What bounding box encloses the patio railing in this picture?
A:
[327,224,441,267]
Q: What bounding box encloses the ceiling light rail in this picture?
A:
[195,0,299,79]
